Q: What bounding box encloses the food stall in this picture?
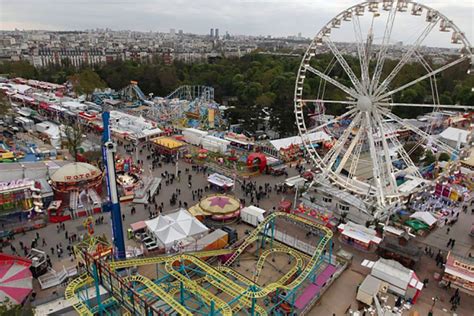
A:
[338,221,382,252]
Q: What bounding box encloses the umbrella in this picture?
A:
[0,254,33,305]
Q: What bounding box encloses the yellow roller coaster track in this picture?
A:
[108,248,233,269]
[64,274,94,316]
[72,212,332,315]
[124,275,192,316]
[253,246,304,284]
[164,262,233,316]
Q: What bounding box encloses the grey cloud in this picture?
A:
[0,0,472,44]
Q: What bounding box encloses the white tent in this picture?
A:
[269,131,330,151]
[409,211,437,227]
[145,209,209,248]
[439,127,468,145]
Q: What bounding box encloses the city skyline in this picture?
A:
[1,0,472,43]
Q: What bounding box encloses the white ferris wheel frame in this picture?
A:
[294,0,473,216]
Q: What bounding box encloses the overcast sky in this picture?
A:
[1,0,472,44]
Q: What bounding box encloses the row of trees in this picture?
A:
[0,53,472,136]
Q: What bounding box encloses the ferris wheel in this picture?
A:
[294,0,473,216]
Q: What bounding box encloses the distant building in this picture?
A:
[210,28,214,38]
[215,28,219,39]
[170,28,176,36]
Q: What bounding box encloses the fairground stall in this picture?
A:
[207,173,234,192]
[49,162,103,222]
[150,137,186,156]
[0,179,35,220]
[442,252,473,295]
[338,221,382,252]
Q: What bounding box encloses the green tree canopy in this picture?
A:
[69,69,107,97]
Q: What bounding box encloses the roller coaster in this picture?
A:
[66,212,335,315]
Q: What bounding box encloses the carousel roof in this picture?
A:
[0,254,33,305]
[198,194,240,215]
[50,162,102,183]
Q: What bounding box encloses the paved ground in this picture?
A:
[2,138,473,314]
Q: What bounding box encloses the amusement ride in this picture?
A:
[294,0,473,218]
[62,1,474,315]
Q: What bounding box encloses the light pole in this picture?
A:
[428,296,439,316]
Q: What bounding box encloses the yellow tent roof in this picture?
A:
[151,137,185,149]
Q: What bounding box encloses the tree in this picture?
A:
[438,152,451,162]
[0,297,33,315]
[69,69,107,98]
[403,142,424,164]
[422,150,436,166]
[0,92,11,116]
[64,124,84,161]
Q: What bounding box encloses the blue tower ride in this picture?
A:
[101,110,126,259]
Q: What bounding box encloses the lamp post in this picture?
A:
[428,296,439,316]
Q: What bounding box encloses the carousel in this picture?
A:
[49,162,104,222]
[189,194,241,222]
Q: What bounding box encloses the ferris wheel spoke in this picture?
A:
[370,1,398,95]
[334,119,364,175]
[379,108,455,154]
[322,113,363,176]
[299,99,356,105]
[374,17,440,97]
[364,112,385,205]
[375,56,469,101]
[372,110,398,193]
[352,14,370,92]
[304,64,358,98]
[414,50,441,108]
[378,102,474,110]
[305,108,357,134]
[323,37,364,94]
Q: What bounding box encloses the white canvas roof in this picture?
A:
[338,222,382,245]
[208,173,234,187]
[371,258,413,291]
[439,127,468,144]
[410,211,437,226]
[145,209,209,247]
[270,131,331,151]
[398,176,428,193]
[183,128,208,137]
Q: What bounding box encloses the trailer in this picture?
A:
[240,205,266,227]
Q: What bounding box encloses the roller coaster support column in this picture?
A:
[210,300,215,316]
[92,260,103,316]
[180,281,185,306]
[250,285,257,316]
[102,110,126,259]
[260,218,276,250]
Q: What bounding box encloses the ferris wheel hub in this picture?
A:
[356,95,373,112]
